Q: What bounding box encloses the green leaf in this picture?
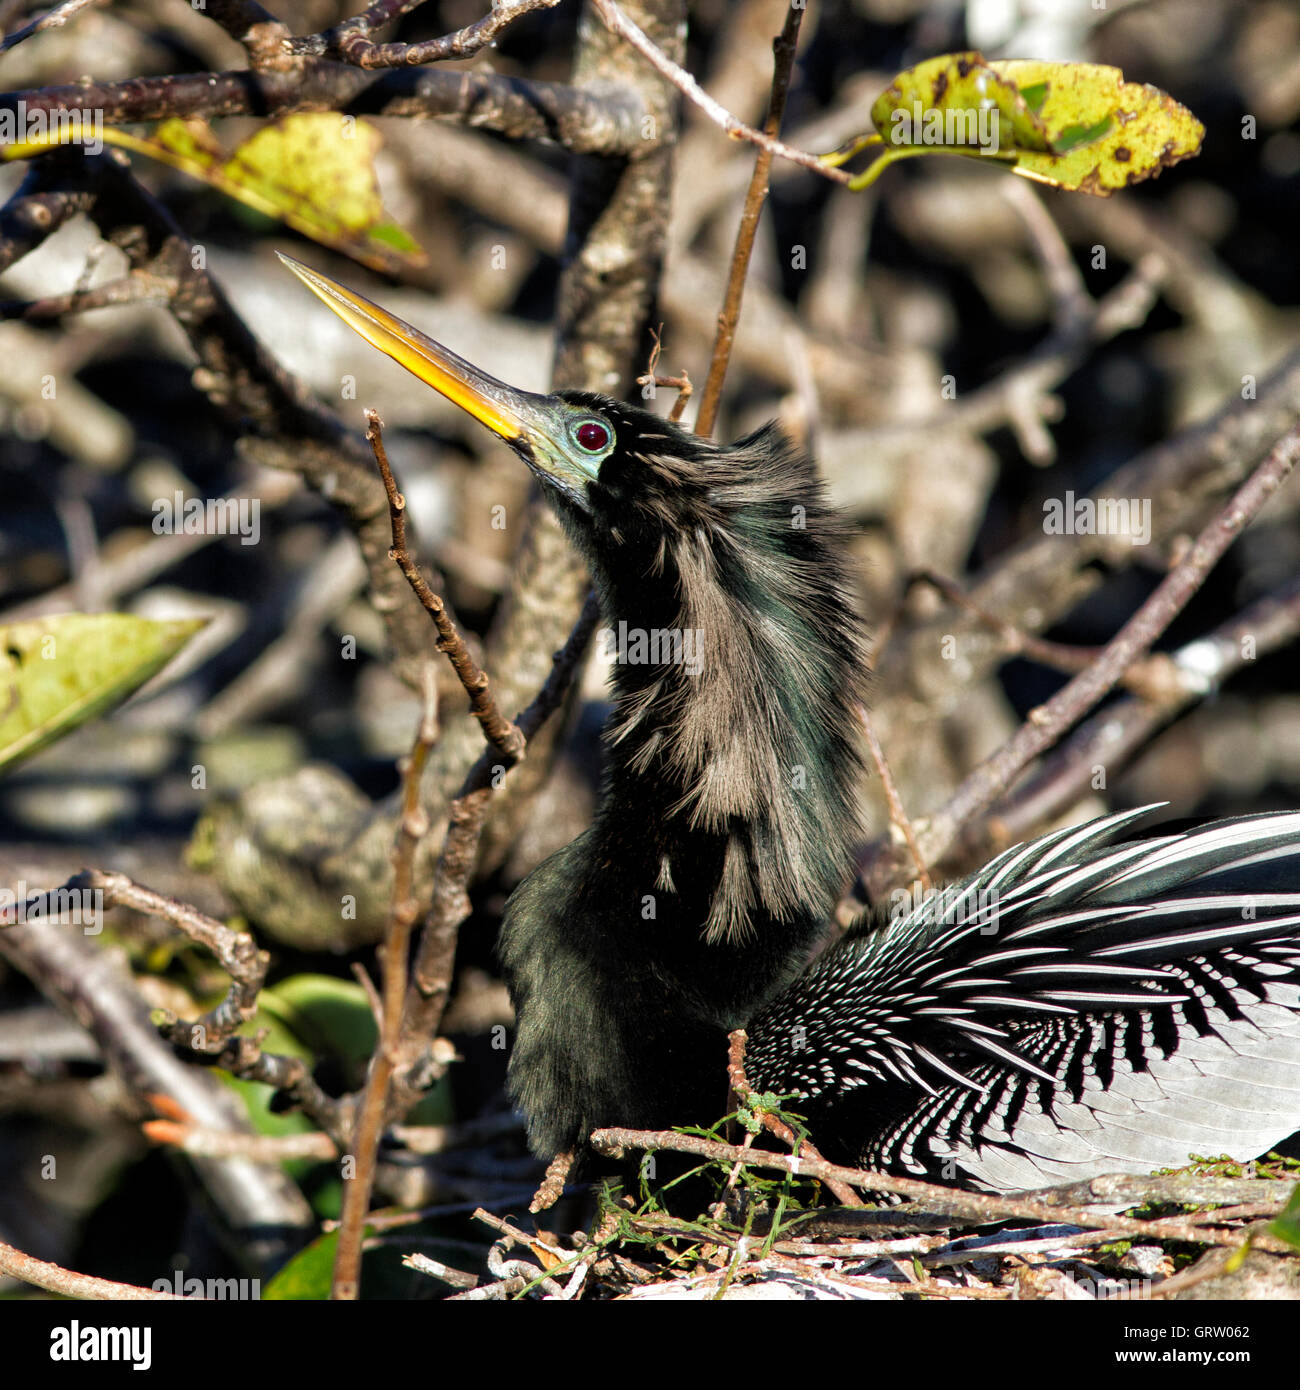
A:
[258,974,378,1065]
[0,614,205,776]
[1270,1183,1300,1251]
[840,51,1204,194]
[262,1230,339,1301]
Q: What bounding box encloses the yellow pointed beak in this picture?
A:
[276,252,550,444]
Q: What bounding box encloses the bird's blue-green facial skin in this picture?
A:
[275,251,615,504]
[512,409,616,509]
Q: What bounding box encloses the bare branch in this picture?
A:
[0,63,648,154]
[694,0,805,437]
[288,0,561,69]
[588,1127,1297,1256]
[0,1238,188,1299]
[590,0,848,184]
[333,664,440,1300]
[0,0,104,54]
[367,411,525,762]
[859,419,1300,899]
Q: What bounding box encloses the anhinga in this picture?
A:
[281,253,1300,1191]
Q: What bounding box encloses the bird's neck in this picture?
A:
[585,432,868,943]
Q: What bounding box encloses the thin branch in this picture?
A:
[0,902,315,1266]
[956,575,1300,858]
[368,411,525,761]
[0,1237,188,1300]
[287,0,561,69]
[29,871,345,1134]
[856,703,931,894]
[694,0,805,438]
[859,419,1300,899]
[636,326,693,422]
[201,0,290,68]
[0,0,103,52]
[726,1028,863,1208]
[333,664,440,1300]
[590,0,849,185]
[588,1128,1298,1255]
[395,592,602,1095]
[902,567,1182,700]
[0,64,648,155]
[1001,177,1090,334]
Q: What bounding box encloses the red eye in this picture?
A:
[575,421,609,452]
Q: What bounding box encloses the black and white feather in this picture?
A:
[745,807,1300,1191]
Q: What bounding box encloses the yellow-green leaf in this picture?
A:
[837,51,1204,194]
[986,58,1205,194]
[0,614,205,776]
[2,114,424,273]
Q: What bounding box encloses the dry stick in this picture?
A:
[287,0,561,67]
[1001,178,1090,334]
[856,703,931,894]
[588,1128,1296,1256]
[0,68,646,156]
[636,326,693,423]
[400,591,602,1059]
[0,1237,189,1300]
[368,411,525,761]
[904,568,1179,701]
[726,1028,863,1208]
[332,665,440,1301]
[960,576,1300,856]
[0,0,103,53]
[590,0,848,186]
[38,871,344,1134]
[859,421,1300,899]
[145,1114,519,1161]
[694,0,805,438]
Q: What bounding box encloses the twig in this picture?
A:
[333,665,440,1301]
[0,271,175,319]
[144,1114,520,1160]
[287,0,561,68]
[0,66,648,155]
[0,0,104,53]
[726,1028,863,1208]
[956,576,1300,857]
[588,1128,1297,1255]
[856,703,931,894]
[0,1237,188,1299]
[636,326,693,423]
[858,419,1300,899]
[0,904,314,1267]
[902,568,1180,700]
[27,871,344,1134]
[367,410,525,761]
[530,1149,578,1214]
[694,0,805,438]
[394,592,601,1098]
[145,1121,340,1162]
[1001,178,1090,333]
[53,872,268,1043]
[590,0,848,186]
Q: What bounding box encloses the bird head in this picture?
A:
[276,253,716,536]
